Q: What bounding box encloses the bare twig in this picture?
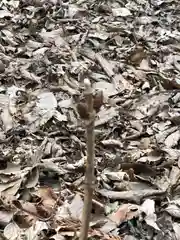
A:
[79,79,95,240]
[58,18,79,23]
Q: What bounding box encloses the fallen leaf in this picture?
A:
[0,10,12,18]
[4,222,20,240]
[26,167,39,188]
[140,199,160,231]
[165,130,180,148]
[112,8,132,17]
[68,194,84,220]
[165,204,180,218]
[108,203,139,225]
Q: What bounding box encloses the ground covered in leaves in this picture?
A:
[1,0,180,239]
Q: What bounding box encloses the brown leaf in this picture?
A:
[119,162,157,177]
[36,187,58,209]
[13,213,34,228]
[108,204,139,225]
[36,205,51,219]
[129,46,146,65]
[93,90,104,112]
[0,60,5,73]
[76,102,90,120]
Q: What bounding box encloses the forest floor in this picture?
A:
[0,0,180,239]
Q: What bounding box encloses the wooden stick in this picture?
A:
[79,79,95,240]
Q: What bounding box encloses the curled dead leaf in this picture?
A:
[76,102,90,120]
[93,90,104,113]
[129,46,146,66]
[108,203,139,225]
[13,213,34,228]
[0,60,5,73]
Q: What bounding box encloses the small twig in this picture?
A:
[79,79,95,240]
[58,18,79,23]
[95,53,114,78]
[76,79,103,240]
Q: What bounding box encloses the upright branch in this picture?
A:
[79,79,95,240]
[77,79,103,240]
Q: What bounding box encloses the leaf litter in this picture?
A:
[0,0,180,239]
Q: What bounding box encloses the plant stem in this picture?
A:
[79,80,95,240]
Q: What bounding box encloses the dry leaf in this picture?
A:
[4,222,20,240]
[108,204,139,225]
[112,8,132,17]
